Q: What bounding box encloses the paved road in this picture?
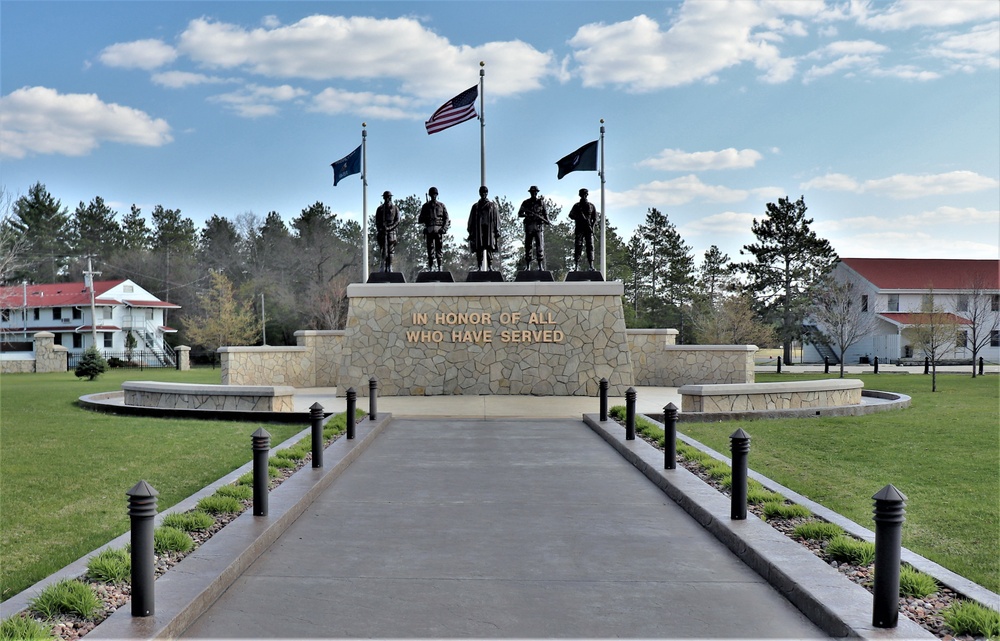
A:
[181,418,824,638]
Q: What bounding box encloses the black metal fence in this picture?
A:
[67,350,175,370]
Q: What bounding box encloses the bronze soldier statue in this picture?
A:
[568,188,598,271]
[375,190,400,272]
[418,187,450,271]
[517,185,549,271]
[467,186,500,271]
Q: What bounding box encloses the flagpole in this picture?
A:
[600,119,606,278]
[361,123,369,283]
[479,61,486,187]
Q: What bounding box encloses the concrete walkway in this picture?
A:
[179,418,823,639]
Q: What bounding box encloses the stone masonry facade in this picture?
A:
[337,282,633,396]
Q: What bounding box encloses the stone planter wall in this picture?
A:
[337,282,632,396]
[122,381,296,412]
[679,379,863,413]
[220,346,315,388]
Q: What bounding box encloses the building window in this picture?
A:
[956,331,968,349]
[33,308,39,321]
[123,285,134,293]
[102,306,113,320]
[993,295,999,312]
[104,333,113,348]
[921,294,934,310]
[53,307,62,320]
[887,294,900,312]
[861,295,869,312]
[992,331,1000,348]
[73,334,82,349]
[957,295,969,312]
[0,308,9,322]
[72,307,82,320]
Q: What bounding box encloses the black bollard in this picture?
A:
[369,376,378,420]
[824,356,830,374]
[625,387,636,440]
[310,402,324,468]
[127,480,158,617]
[663,403,678,470]
[979,357,985,376]
[776,356,782,374]
[873,356,879,374]
[346,387,356,440]
[924,356,930,375]
[252,428,271,516]
[729,429,751,520]
[872,484,907,628]
[599,377,609,422]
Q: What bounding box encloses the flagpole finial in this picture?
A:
[480,61,485,67]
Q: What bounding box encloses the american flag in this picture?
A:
[424,85,478,135]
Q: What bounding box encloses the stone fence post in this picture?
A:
[175,345,191,371]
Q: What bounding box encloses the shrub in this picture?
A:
[826,535,876,566]
[898,565,938,598]
[86,547,130,583]
[793,521,844,541]
[28,579,102,619]
[74,347,108,381]
[704,460,732,481]
[0,615,53,641]
[161,511,214,532]
[154,526,194,554]
[761,501,812,520]
[236,471,253,486]
[942,599,1000,638]
[268,456,296,469]
[747,485,785,505]
[274,446,306,461]
[214,484,254,501]
[196,495,243,515]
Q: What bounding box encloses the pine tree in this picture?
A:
[735,196,838,363]
[74,346,109,381]
[9,182,72,283]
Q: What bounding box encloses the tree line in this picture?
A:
[2,182,845,361]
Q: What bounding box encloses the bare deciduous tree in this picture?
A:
[692,294,777,347]
[903,291,960,392]
[811,278,879,377]
[954,272,1000,378]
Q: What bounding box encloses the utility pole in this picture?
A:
[83,257,101,350]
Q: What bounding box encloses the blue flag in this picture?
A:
[331,145,362,186]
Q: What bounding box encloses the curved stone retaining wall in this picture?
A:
[679,379,863,413]
[122,381,296,412]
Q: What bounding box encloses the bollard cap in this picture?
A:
[872,483,907,502]
[252,427,272,439]
[665,402,678,411]
[310,401,324,411]
[126,479,159,498]
[729,428,751,441]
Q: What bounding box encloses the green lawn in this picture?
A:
[679,372,1000,593]
[0,368,304,601]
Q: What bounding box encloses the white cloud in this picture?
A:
[684,210,760,235]
[928,21,1000,71]
[208,84,309,118]
[801,171,999,198]
[309,88,420,120]
[869,65,941,81]
[151,71,231,88]
[610,175,756,208]
[860,0,999,31]
[897,206,1000,226]
[176,15,555,99]
[0,86,172,158]
[639,148,763,171]
[567,2,825,92]
[99,39,177,70]
[808,39,889,57]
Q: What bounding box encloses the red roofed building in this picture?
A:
[0,279,180,366]
[804,258,999,365]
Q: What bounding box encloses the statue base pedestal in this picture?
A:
[367,272,406,284]
[338,281,633,396]
[467,271,504,283]
[514,270,555,282]
[416,271,455,283]
[566,270,604,282]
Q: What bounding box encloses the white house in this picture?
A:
[0,279,180,366]
[804,258,1000,365]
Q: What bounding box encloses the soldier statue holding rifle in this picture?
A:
[568,188,598,272]
[517,185,550,271]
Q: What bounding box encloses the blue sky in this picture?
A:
[2,0,998,268]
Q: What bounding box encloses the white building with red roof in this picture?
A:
[0,279,180,366]
[804,258,999,365]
